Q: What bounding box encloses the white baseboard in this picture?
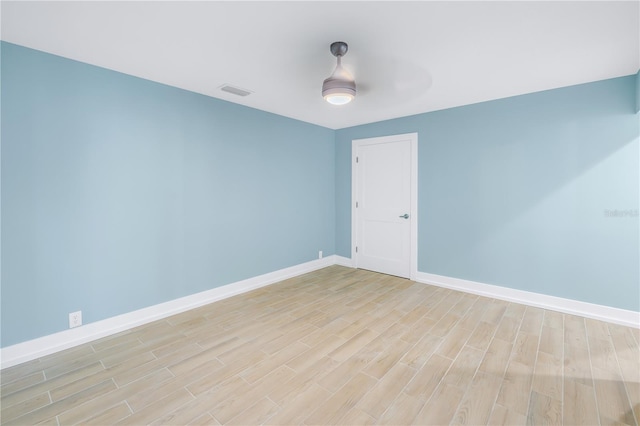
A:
[0,256,336,370]
[334,255,354,268]
[414,271,640,329]
[3,258,638,369]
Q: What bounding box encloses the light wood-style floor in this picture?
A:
[1,266,639,425]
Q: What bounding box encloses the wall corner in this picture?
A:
[635,69,640,114]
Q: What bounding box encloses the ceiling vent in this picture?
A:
[219,84,252,97]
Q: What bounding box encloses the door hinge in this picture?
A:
[356,201,358,208]
[355,246,358,253]
[356,156,359,163]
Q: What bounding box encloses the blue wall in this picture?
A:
[2,41,638,348]
[1,42,335,347]
[336,75,639,311]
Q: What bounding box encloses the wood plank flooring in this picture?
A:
[1,266,638,425]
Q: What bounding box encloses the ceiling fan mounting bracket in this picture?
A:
[330,41,348,57]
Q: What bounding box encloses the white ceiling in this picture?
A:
[2,1,638,129]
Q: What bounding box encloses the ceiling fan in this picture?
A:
[322,41,356,105]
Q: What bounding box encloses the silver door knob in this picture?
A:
[399,214,409,219]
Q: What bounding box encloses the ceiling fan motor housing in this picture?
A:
[322,75,356,98]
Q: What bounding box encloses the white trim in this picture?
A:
[351,133,418,279]
[414,271,640,329]
[0,256,336,370]
[351,142,358,266]
[409,135,418,281]
[334,255,354,268]
[4,258,638,369]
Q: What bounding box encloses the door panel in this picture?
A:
[354,135,414,278]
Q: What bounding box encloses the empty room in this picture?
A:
[1,1,639,425]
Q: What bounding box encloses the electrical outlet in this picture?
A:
[69,311,82,328]
[319,250,323,259]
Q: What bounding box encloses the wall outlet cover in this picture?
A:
[69,311,82,328]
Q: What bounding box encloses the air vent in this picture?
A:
[219,84,252,97]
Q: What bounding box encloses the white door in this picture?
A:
[352,133,417,279]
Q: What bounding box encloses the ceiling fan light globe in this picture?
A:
[324,92,354,105]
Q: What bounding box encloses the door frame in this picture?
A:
[351,132,418,280]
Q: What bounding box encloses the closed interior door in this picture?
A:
[353,134,416,278]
